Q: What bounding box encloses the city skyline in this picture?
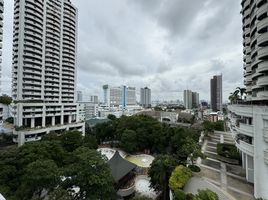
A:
[1,0,243,102]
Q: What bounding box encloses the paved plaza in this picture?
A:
[185,131,255,200]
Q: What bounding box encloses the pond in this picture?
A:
[126,154,154,168]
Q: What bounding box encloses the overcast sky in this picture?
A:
[2,0,244,102]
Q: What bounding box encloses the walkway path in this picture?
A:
[184,176,236,200]
[193,131,255,200]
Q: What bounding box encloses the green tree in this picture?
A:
[5,117,14,124]
[193,189,219,200]
[120,129,138,153]
[148,155,177,200]
[202,121,215,135]
[60,131,83,152]
[214,121,224,131]
[83,134,98,149]
[63,147,116,199]
[107,114,117,120]
[178,138,204,165]
[45,187,72,200]
[173,189,186,200]
[18,159,60,199]
[169,165,192,191]
[0,95,12,105]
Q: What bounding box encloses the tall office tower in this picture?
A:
[140,87,151,108]
[12,0,84,146]
[77,91,82,102]
[228,0,268,198]
[183,90,192,109]
[192,92,199,108]
[210,75,222,111]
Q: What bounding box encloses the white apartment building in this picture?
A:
[103,85,136,108]
[228,0,268,198]
[77,102,98,121]
[12,0,84,145]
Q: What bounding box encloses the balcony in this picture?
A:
[237,123,253,137]
[258,61,268,73]
[228,104,253,117]
[257,17,268,32]
[264,150,268,165]
[235,140,254,156]
[263,128,268,142]
[257,75,268,86]
[257,91,268,99]
[256,3,268,19]
[257,32,268,46]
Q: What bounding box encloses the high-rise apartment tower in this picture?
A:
[12,0,84,145]
[0,0,3,93]
[228,0,268,198]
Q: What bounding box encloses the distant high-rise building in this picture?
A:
[12,0,84,145]
[192,92,199,108]
[103,85,136,108]
[89,95,98,104]
[184,90,192,109]
[77,91,83,102]
[210,75,222,111]
[140,87,151,108]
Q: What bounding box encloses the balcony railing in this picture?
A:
[235,140,254,156]
[237,123,253,137]
[263,128,268,143]
[264,150,268,165]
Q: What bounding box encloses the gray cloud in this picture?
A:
[2,0,244,102]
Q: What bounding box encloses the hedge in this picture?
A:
[217,143,240,160]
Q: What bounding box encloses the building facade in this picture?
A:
[184,90,199,109]
[184,90,192,109]
[12,0,84,145]
[77,102,98,121]
[103,85,136,108]
[192,92,199,108]
[77,91,82,102]
[228,0,268,198]
[210,75,222,111]
[0,0,3,93]
[140,87,151,108]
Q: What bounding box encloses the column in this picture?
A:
[68,115,72,123]
[42,105,46,127]
[31,118,35,128]
[52,116,55,126]
[61,105,64,125]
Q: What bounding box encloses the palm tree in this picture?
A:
[229,90,239,104]
[236,87,246,100]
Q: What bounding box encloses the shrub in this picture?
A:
[173,189,186,200]
[169,165,192,191]
[5,117,14,124]
[188,165,201,172]
[217,143,240,160]
[193,189,219,200]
